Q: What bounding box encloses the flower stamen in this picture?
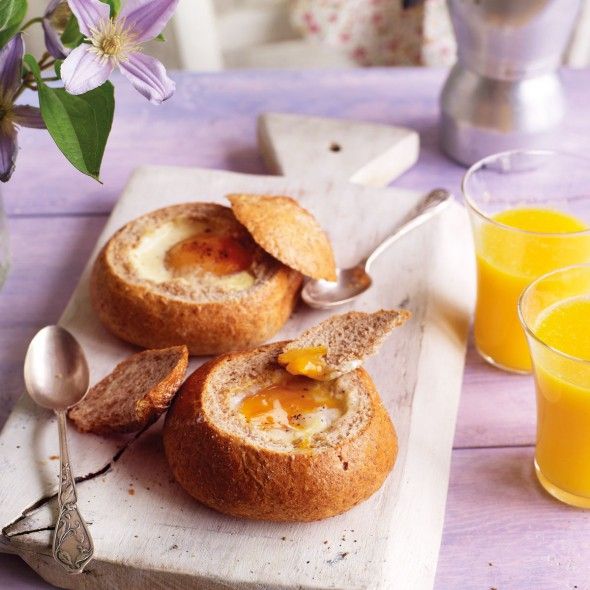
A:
[89,18,138,65]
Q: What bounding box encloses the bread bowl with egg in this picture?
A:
[91,201,322,355]
[163,310,410,521]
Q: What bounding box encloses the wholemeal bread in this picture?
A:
[228,194,337,281]
[90,203,303,355]
[69,346,188,434]
[163,310,407,522]
[279,310,411,380]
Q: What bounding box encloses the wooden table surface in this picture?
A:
[1,68,589,590]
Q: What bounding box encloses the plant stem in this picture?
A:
[38,52,52,68]
[20,17,43,32]
[13,54,57,100]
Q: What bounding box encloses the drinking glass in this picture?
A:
[463,150,590,373]
[519,264,590,508]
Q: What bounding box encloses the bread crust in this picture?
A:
[90,204,303,356]
[163,344,397,521]
[68,346,188,435]
[228,194,337,281]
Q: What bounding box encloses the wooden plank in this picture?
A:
[11,446,587,590]
[454,340,536,449]
[0,217,106,427]
[436,446,590,589]
[4,69,590,217]
[0,166,474,589]
[0,217,106,329]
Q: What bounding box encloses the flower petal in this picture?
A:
[118,0,179,43]
[61,44,114,95]
[66,0,110,37]
[0,125,18,183]
[42,19,68,59]
[13,106,46,129]
[45,0,63,16]
[0,35,24,102]
[119,52,175,104]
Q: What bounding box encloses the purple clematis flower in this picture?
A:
[0,35,45,182]
[43,0,72,59]
[61,0,178,104]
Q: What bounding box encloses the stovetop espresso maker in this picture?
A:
[440,0,581,166]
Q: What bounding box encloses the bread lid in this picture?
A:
[279,309,411,381]
[68,346,188,434]
[227,193,337,281]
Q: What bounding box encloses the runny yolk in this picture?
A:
[277,346,328,380]
[165,233,253,276]
[238,376,344,429]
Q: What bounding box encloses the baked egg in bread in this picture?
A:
[163,310,410,521]
[91,203,303,355]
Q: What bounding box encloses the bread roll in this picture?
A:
[163,342,397,521]
[91,203,303,355]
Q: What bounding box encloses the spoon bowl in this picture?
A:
[302,189,451,309]
[24,326,89,411]
[302,265,373,309]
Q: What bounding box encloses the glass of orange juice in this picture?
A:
[519,264,590,507]
[463,150,590,373]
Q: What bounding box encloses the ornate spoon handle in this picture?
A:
[364,189,451,271]
[53,410,94,574]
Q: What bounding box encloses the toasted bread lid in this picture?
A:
[68,346,188,434]
[281,310,411,380]
[228,194,337,281]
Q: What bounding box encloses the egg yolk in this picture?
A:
[165,233,253,276]
[277,346,328,380]
[238,375,344,429]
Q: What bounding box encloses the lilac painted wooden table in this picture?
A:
[1,68,589,589]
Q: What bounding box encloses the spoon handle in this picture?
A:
[53,410,94,574]
[364,189,451,272]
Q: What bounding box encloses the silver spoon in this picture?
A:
[24,325,94,574]
[302,188,452,309]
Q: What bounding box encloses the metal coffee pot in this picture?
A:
[440,0,581,166]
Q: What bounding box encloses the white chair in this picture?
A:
[171,0,355,70]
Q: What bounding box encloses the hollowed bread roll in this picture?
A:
[163,341,398,522]
[90,203,303,355]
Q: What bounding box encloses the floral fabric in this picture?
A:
[290,0,456,66]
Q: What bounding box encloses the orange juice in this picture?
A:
[533,296,590,504]
[473,208,590,372]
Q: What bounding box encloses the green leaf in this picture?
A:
[60,14,84,49]
[25,54,114,182]
[0,0,27,48]
[101,0,121,17]
[54,59,63,78]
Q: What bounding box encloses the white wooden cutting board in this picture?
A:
[0,164,474,589]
